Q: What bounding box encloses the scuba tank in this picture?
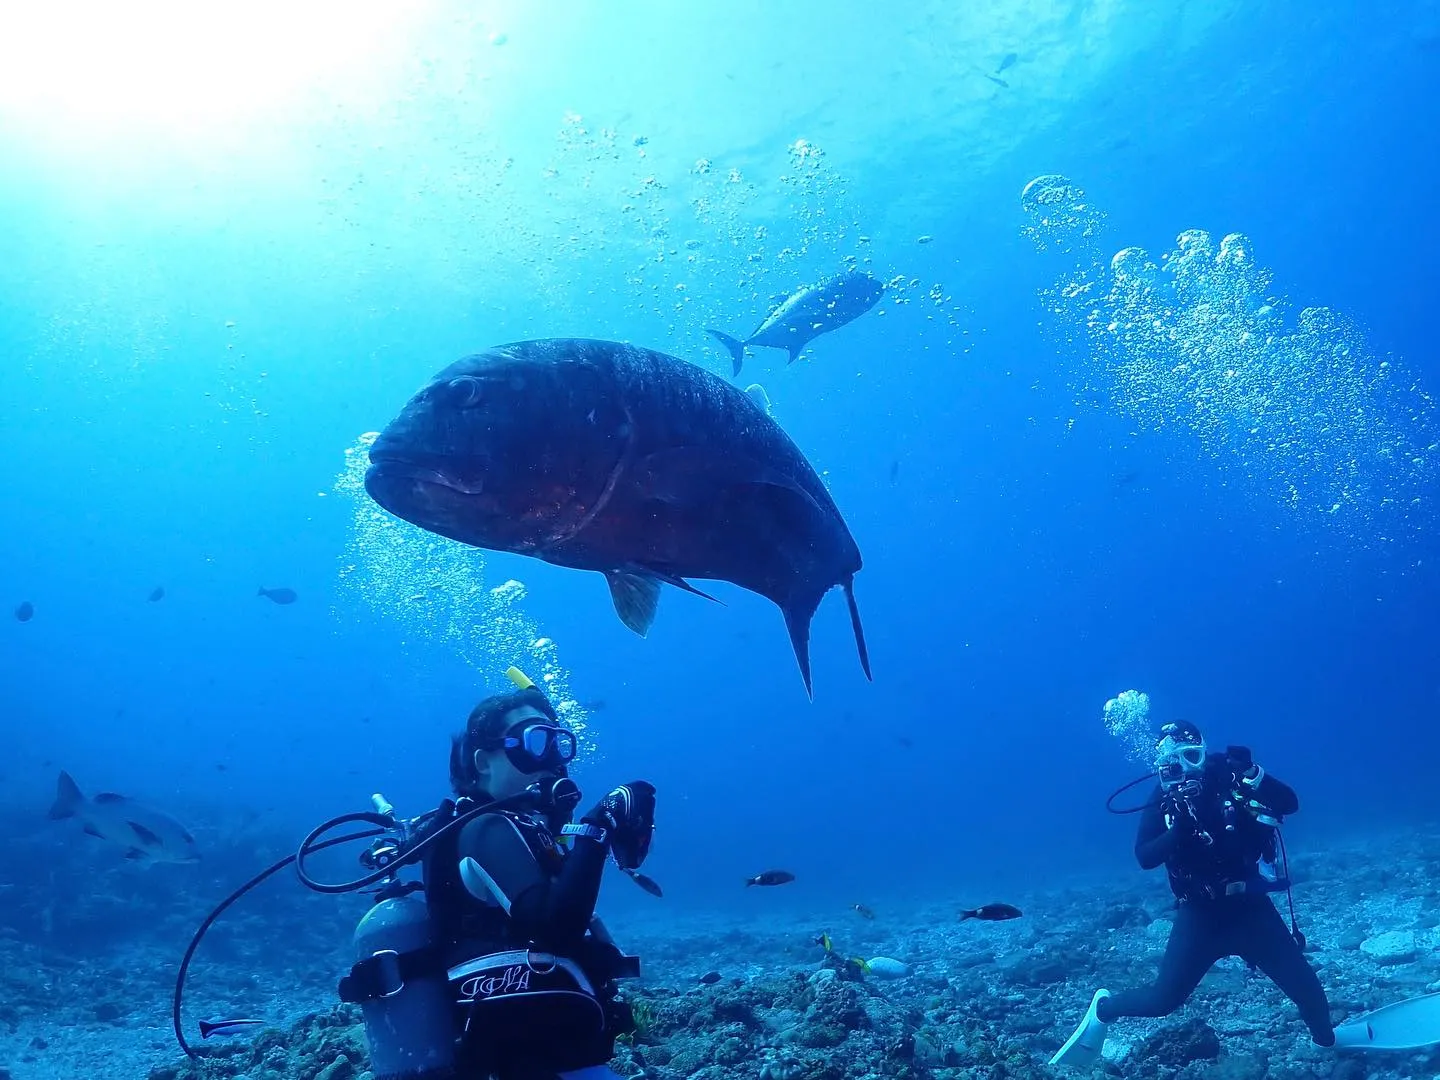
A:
[351,893,455,1080]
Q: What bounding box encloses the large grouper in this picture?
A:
[364,338,871,696]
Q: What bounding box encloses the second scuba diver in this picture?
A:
[1051,720,1335,1067]
[339,670,656,1080]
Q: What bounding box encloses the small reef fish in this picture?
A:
[200,1018,264,1039]
[961,903,1023,922]
[814,931,832,951]
[745,869,795,887]
[697,971,722,985]
[14,600,34,622]
[853,903,876,919]
[258,587,298,604]
[148,586,166,602]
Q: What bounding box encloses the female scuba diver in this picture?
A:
[1051,720,1335,1068]
[338,668,657,1080]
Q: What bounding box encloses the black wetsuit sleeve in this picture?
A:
[1250,772,1298,815]
[457,814,607,951]
[1134,788,1183,870]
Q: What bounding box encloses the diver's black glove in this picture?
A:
[583,781,656,871]
[1225,745,1263,784]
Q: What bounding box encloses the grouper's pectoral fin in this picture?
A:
[605,570,662,637]
[604,567,723,638]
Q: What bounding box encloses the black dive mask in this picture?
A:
[480,721,577,774]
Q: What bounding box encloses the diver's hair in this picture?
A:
[449,687,559,797]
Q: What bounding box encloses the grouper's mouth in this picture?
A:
[365,457,486,496]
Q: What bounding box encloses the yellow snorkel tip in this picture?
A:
[505,666,537,691]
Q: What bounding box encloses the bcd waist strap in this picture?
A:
[338,944,446,1003]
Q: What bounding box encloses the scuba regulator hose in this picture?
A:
[171,818,386,1062]
[1106,771,1162,814]
[173,795,518,1062]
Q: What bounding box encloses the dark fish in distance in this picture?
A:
[200,1018,264,1039]
[257,587,297,605]
[148,586,166,602]
[707,270,885,375]
[697,971,722,985]
[746,869,795,887]
[14,600,33,622]
[961,903,1022,922]
[997,52,1019,73]
[49,770,201,865]
[364,339,871,696]
[853,903,876,919]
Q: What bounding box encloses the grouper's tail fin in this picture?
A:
[706,329,747,377]
[782,597,818,701]
[843,574,872,682]
[781,575,871,699]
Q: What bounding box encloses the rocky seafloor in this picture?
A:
[2,827,1439,1080]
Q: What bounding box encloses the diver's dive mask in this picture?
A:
[477,721,578,775]
[1155,721,1207,789]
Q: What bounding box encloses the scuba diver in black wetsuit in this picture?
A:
[338,668,655,1080]
[1051,720,1335,1068]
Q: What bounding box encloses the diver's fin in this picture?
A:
[706,329,748,376]
[842,574,871,681]
[605,571,661,637]
[1333,991,1440,1050]
[1049,989,1110,1068]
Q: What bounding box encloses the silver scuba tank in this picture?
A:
[353,893,455,1080]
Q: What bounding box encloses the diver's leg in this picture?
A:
[1237,897,1335,1046]
[1100,904,1224,1020]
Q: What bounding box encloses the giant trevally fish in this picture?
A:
[707,269,885,376]
[364,338,871,696]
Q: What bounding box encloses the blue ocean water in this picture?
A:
[2,0,1439,1073]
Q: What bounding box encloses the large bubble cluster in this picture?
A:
[1022,174,1437,546]
[332,433,591,749]
[1102,688,1155,765]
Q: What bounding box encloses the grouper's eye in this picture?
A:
[445,376,484,408]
